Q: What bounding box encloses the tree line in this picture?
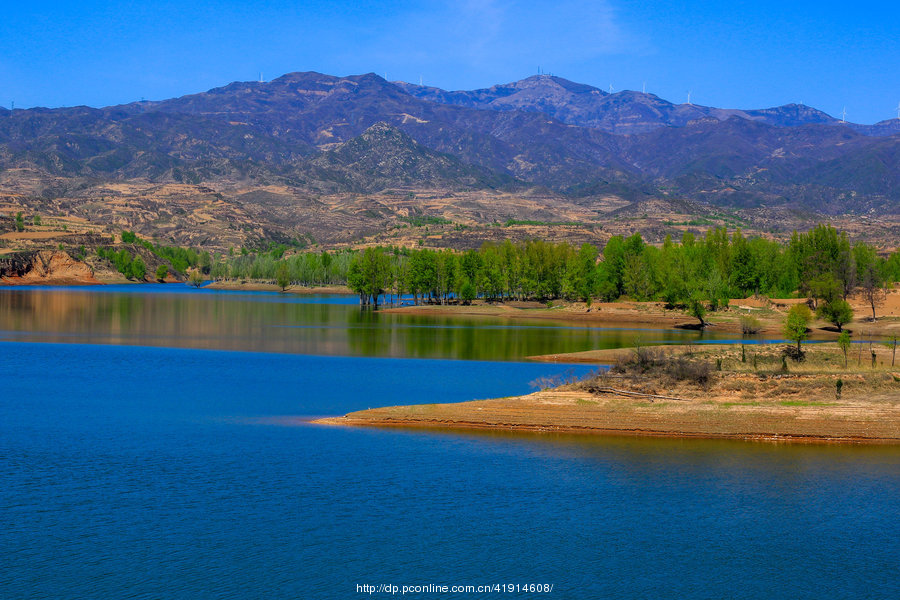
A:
[341,225,898,311]
[107,224,899,316]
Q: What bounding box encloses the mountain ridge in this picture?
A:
[0,70,898,227]
[397,74,899,136]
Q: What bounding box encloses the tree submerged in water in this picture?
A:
[188,269,205,287]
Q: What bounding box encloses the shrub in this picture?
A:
[156,264,169,281]
[188,270,205,287]
[837,331,851,367]
[613,347,713,387]
[740,315,761,335]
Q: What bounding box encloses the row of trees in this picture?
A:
[106,224,897,315]
[213,250,355,285]
[341,226,897,312]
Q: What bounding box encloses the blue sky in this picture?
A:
[1,0,897,124]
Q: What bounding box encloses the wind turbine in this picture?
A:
[608,83,614,93]
[642,81,647,94]
[687,90,692,105]
[419,75,423,86]
[895,101,900,119]
[841,107,847,123]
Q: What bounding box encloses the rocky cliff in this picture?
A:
[0,251,99,285]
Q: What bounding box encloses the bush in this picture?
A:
[156,264,169,281]
[613,347,713,387]
[188,270,205,287]
[740,315,762,335]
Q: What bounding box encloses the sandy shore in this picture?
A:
[314,388,900,444]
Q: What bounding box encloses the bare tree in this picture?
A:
[859,265,884,321]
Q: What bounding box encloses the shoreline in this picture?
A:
[204,281,353,294]
[0,278,354,295]
[312,415,900,445]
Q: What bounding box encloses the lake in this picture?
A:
[1,286,898,599]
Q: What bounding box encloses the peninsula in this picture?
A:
[315,342,900,444]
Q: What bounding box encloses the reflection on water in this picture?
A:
[0,285,744,360]
[2,305,898,598]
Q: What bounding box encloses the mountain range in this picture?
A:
[1,71,899,239]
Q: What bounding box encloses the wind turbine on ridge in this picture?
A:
[841,107,847,123]
[895,101,900,120]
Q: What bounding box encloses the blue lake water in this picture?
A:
[1,288,898,599]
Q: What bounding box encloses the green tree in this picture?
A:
[199,251,212,274]
[807,273,841,309]
[347,247,392,307]
[15,212,24,232]
[33,214,42,226]
[131,256,146,280]
[276,261,291,292]
[783,304,813,356]
[623,254,653,301]
[817,299,853,332]
[602,236,626,296]
[156,264,169,281]
[688,293,707,327]
[459,279,476,305]
[837,331,852,368]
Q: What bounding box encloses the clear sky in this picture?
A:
[1,0,897,124]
